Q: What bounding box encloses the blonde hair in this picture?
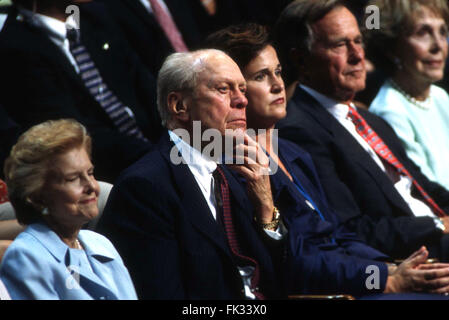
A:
[4,119,92,224]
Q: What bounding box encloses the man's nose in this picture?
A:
[232,90,248,109]
[348,42,364,63]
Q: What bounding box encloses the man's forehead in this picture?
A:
[198,60,246,85]
[312,6,360,40]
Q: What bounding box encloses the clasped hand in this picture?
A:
[386,246,449,294]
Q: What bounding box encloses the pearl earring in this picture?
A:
[42,207,49,215]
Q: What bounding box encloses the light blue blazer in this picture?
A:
[0,223,137,300]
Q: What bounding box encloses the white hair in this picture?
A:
[156,49,228,128]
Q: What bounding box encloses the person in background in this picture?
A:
[366,0,449,191]
[274,0,449,261]
[0,119,137,300]
[98,0,203,75]
[0,0,163,183]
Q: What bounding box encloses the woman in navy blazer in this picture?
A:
[0,119,137,300]
[205,23,449,296]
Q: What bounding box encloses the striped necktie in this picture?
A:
[66,28,147,141]
[347,107,446,217]
[147,0,188,52]
[213,166,265,299]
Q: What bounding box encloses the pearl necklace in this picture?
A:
[75,239,82,250]
[389,79,432,110]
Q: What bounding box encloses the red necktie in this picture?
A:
[213,166,265,299]
[347,107,446,218]
[0,179,8,204]
[147,0,188,52]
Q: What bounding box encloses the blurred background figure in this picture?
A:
[365,0,449,190]
[0,0,163,183]
[0,119,137,300]
[98,0,203,75]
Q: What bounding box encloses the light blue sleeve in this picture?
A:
[373,106,437,182]
[0,242,60,300]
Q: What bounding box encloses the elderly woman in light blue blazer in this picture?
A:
[0,119,137,300]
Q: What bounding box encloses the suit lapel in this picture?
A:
[293,87,412,213]
[158,134,232,257]
[123,0,160,29]
[16,18,86,91]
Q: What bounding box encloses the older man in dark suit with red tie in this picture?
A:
[275,0,449,261]
[96,49,284,299]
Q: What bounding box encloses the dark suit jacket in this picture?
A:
[99,0,203,75]
[0,104,20,178]
[0,3,163,183]
[96,131,282,299]
[190,0,292,39]
[277,86,449,259]
[241,138,388,295]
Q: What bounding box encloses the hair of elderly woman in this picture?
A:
[156,49,227,128]
[273,0,347,86]
[203,23,272,71]
[363,0,449,75]
[4,119,92,225]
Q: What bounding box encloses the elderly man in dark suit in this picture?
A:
[274,0,449,261]
[96,49,283,300]
[0,0,163,183]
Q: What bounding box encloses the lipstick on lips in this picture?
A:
[271,97,285,105]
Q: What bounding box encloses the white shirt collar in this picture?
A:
[17,8,78,45]
[300,84,354,121]
[168,130,217,189]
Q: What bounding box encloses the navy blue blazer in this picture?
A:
[96,131,282,300]
[271,138,388,295]
[277,86,449,259]
[0,3,162,183]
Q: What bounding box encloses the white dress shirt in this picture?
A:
[169,131,284,299]
[17,8,80,73]
[300,85,444,230]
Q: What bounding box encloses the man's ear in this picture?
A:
[167,92,189,123]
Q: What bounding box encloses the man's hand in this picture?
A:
[440,217,449,234]
[227,131,274,224]
[385,246,449,294]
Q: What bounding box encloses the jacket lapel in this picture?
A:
[123,0,160,29]
[292,87,411,213]
[158,133,232,258]
[7,14,90,95]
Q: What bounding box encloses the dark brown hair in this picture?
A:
[203,23,272,71]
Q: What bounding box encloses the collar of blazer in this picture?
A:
[2,13,87,92]
[157,131,263,258]
[290,86,414,216]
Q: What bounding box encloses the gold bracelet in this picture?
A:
[259,207,280,230]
